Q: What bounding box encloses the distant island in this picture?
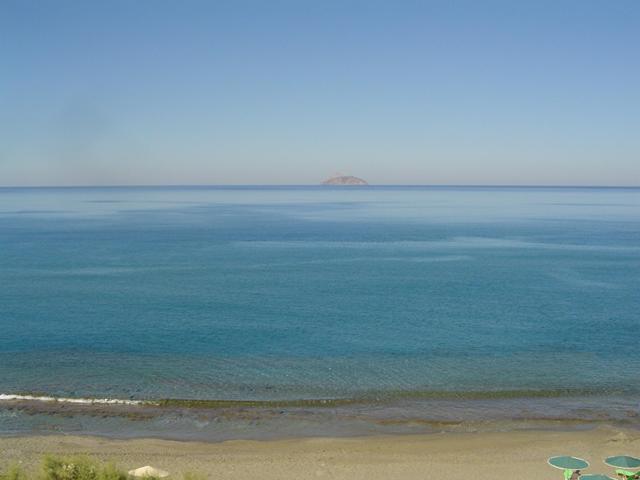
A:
[322,175,368,185]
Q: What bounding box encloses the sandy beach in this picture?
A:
[2,426,638,480]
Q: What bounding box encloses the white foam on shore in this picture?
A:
[0,393,146,406]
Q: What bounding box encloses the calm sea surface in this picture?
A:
[1,186,639,438]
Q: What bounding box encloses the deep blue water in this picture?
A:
[1,186,639,404]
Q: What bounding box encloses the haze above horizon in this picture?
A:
[1,0,639,187]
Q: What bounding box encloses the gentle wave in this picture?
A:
[0,394,146,406]
[1,388,625,410]
[232,237,640,252]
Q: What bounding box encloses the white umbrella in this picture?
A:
[128,466,169,478]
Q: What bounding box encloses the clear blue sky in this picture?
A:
[1,0,638,186]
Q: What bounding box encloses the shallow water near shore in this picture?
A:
[1,186,639,439]
[1,393,639,440]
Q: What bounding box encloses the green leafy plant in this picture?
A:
[3,456,194,480]
[0,464,28,480]
[42,456,128,480]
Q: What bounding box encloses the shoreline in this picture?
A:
[2,426,638,480]
[3,387,631,405]
[2,393,639,442]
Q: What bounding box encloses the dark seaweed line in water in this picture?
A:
[1,387,634,410]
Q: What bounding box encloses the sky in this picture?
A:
[1,0,639,186]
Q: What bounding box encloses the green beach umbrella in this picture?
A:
[579,475,615,480]
[604,456,640,470]
[548,456,590,470]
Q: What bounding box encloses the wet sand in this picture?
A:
[1,426,638,480]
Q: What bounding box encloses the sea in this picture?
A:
[1,185,639,440]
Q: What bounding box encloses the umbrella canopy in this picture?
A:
[548,456,590,470]
[128,466,169,478]
[604,456,640,469]
[579,475,615,480]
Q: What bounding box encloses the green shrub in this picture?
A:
[42,456,128,480]
[3,456,191,480]
[96,464,127,480]
[43,456,95,480]
[0,464,28,480]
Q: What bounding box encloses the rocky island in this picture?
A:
[322,175,368,185]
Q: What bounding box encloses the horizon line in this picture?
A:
[1,183,639,189]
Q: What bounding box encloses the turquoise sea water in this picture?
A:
[1,186,639,437]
